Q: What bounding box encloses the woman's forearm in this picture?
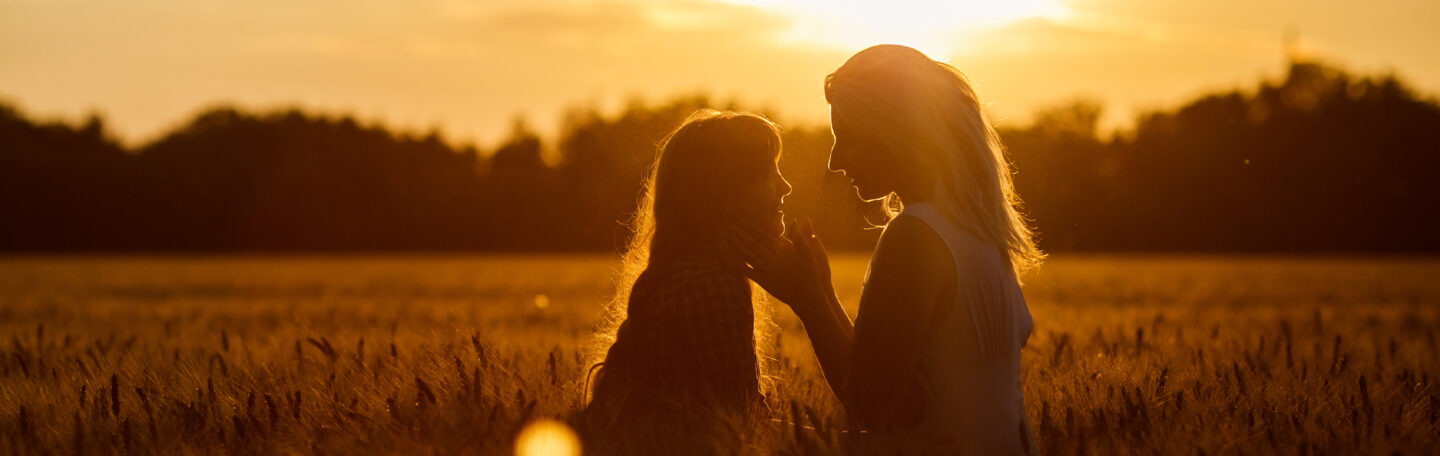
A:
[796,290,856,395]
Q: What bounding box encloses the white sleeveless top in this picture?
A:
[876,202,1035,454]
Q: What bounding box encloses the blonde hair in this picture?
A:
[585,109,782,402]
[824,44,1044,278]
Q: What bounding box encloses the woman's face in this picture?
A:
[828,104,901,201]
[735,160,792,236]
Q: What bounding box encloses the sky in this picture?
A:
[1,0,1437,148]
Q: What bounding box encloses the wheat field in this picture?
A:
[1,255,1437,454]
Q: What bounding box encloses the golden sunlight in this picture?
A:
[720,0,1070,58]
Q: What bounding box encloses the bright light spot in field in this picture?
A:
[533,294,551,310]
[515,419,580,456]
[719,0,1070,58]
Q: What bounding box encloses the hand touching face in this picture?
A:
[727,218,833,315]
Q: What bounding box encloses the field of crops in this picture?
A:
[1,255,1437,454]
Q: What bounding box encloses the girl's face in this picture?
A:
[735,160,792,236]
[828,104,902,201]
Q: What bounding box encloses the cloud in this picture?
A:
[463,0,798,57]
[208,0,844,142]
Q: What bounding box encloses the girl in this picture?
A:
[581,109,791,454]
[737,44,1044,454]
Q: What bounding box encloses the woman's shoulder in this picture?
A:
[868,212,956,293]
[893,203,1006,270]
[879,208,951,264]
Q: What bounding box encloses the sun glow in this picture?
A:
[514,419,580,456]
[721,0,1070,59]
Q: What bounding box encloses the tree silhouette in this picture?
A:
[1,59,1436,253]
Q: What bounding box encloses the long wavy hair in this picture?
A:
[584,109,782,402]
[824,44,1044,278]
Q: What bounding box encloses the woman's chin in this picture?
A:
[855,186,887,202]
[850,181,879,201]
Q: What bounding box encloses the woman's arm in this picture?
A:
[729,218,854,392]
[736,217,954,421]
[786,282,854,395]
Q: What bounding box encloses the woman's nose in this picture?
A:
[779,177,793,198]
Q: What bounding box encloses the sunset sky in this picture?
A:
[2,0,1436,147]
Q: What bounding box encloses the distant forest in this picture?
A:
[2,60,1437,253]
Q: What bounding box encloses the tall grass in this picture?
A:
[0,255,1436,454]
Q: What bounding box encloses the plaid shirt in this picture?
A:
[598,255,760,405]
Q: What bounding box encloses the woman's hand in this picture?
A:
[728,218,834,318]
[732,218,857,401]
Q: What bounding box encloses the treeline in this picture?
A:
[0,95,881,252]
[1003,60,1439,252]
[2,60,1437,253]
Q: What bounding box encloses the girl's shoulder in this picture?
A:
[651,255,752,305]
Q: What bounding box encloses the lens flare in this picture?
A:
[515,419,581,456]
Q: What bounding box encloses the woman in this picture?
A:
[734,44,1044,454]
[580,109,791,454]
